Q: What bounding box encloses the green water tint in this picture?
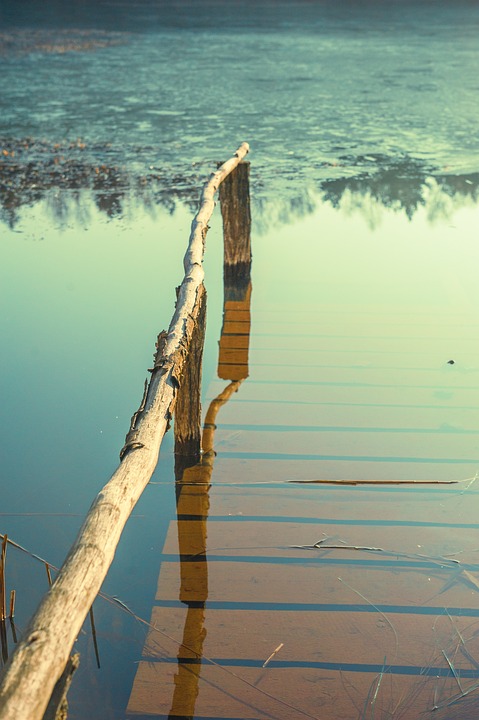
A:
[2,183,479,718]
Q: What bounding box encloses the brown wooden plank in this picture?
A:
[224,309,251,323]
[211,399,479,431]
[205,380,479,408]
[126,662,444,719]
[142,606,478,673]
[244,333,479,354]
[212,428,478,461]
[218,348,250,364]
[162,519,479,566]
[223,320,251,335]
[219,335,250,349]
[198,484,479,525]
[218,365,250,381]
[209,457,478,483]
[155,561,478,609]
[234,364,479,389]
[224,299,252,311]
[249,347,479,370]
[251,321,479,340]
[252,307,478,327]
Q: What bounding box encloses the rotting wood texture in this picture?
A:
[0,142,249,720]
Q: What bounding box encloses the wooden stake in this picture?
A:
[174,287,207,463]
[0,143,249,720]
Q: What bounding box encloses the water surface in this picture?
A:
[1,2,479,718]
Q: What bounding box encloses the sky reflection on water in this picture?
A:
[1,184,479,717]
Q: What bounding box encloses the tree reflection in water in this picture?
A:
[2,138,479,231]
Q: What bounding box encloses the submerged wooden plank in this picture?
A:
[208,457,478,483]
[126,662,452,719]
[236,364,479,388]
[142,606,479,672]
[249,346,479,370]
[244,332,479,355]
[217,348,250,364]
[196,484,479,525]
[212,428,479,461]
[222,320,252,335]
[210,399,479,430]
[206,380,479,409]
[154,561,479,609]
[250,321,479,340]
[161,519,479,565]
[219,335,251,349]
[224,309,251,323]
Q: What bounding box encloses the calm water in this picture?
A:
[1,1,479,718]
[2,0,479,204]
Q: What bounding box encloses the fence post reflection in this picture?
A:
[169,162,251,719]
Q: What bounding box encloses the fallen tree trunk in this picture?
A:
[0,141,249,720]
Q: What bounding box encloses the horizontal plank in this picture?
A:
[251,307,478,326]
[142,606,476,672]
[249,347,479,370]
[126,662,453,719]
[210,399,479,431]
[250,321,479,340]
[162,519,479,565]
[222,321,251,335]
[239,365,479,389]
[217,348,249,364]
[208,456,478,483]
[248,333,479,354]
[212,428,479,461]
[224,299,251,311]
[206,380,479,408]
[224,309,251,323]
[219,335,251,349]
[193,484,479,524]
[218,364,249,381]
[155,561,478,609]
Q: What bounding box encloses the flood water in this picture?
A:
[1,1,479,719]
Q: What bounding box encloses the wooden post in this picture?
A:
[218,161,252,382]
[219,161,251,276]
[174,287,207,466]
[0,142,249,720]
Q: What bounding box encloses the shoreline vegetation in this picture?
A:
[1,135,479,229]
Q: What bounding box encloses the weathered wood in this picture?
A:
[218,163,252,382]
[174,287,207,461]
[0,142,249,720]
[219,161,251,272]
[42,654,79,720]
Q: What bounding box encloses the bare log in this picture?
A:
[0,142,249,720]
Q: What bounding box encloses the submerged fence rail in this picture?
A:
[0,142,250,720]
